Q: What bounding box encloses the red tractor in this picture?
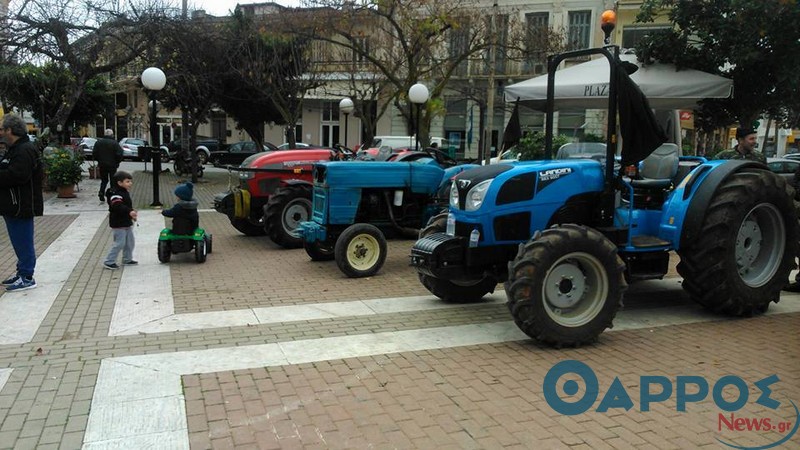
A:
[213,148,349,248]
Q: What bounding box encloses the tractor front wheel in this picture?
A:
[505,224,626,347]
[335,223,387,278]
[677,169,797,315]
[229,217,266,236]
[304,240,335,261]
[265,185,312,248]
[417,213,497,302]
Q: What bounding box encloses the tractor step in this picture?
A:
[631,235,670,248]
[620,250,670,282]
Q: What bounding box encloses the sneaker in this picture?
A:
[123,260,138,265]
[99,193,105,202]
[1,275,20,286]
[5,276,36,292]
[103,262,119,270]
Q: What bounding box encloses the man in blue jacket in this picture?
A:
[0,114,44,291]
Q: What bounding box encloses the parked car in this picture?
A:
[766,157,800,181]
[166,137,226,165]
[782,152,800,162]
[78,137,97,157]
[119,137,148,160]
[209,141,278,166]
[277,142,313,150]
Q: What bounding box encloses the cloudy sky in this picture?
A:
[187,0,303,16]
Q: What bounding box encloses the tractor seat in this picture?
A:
[630,143,679,189]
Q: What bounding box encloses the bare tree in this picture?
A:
[1,0,172,141]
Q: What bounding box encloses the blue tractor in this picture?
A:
[299,151,476,277]
[410,44,798,347]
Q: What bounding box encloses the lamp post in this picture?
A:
[408,83,429,152]
[141,67,166,207]
[339,97,354,147]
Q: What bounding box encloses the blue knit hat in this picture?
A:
[174,182,194,201]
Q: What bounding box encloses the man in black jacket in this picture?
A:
[0,114,44,291]
[93,129,123,202]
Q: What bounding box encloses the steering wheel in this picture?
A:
[427,148,458,167]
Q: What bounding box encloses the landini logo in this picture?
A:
[543,360,798,449]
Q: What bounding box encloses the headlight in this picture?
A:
[450,182,459,208]
[465,180,491,211]
[239,170,255,180]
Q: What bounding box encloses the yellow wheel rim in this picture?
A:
[346,233,380,271]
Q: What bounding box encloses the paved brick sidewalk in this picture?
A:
[0,164,798,449]
[184,314,800,450]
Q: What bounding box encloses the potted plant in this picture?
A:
[44,148,84,198]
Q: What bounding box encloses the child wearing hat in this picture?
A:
[162,182,199,234]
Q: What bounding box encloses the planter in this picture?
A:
[56,184,77,199]
[88,166,99,179]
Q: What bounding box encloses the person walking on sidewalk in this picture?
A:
[94,129,123,202]
[0,114,44,292]
[103,170,138,270]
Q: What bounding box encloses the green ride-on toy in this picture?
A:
[157,217,212,263]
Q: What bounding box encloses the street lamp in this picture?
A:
[339,97,354,147]
[408,83,429,152]
[141,67,166,206]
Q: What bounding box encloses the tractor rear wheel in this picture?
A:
[304,240,335,261]
[677,169,797,315]
[417,213,497,303]
[265,185,312,248]
[157,240,171,263]
[229,218,265,236]
[335,223,387,278]
[505,224,626,347]
[195,238,207,263]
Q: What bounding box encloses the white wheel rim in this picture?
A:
[346,234,380,271]
[282,199,311,237]
[542,252,608,327]
[736,203,785,287]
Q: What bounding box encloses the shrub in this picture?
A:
[517,132,572,160]
[44,148,84,187]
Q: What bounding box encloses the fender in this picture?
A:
[282,179,313,188]
[195,145,210,157]
[679,160,768,249]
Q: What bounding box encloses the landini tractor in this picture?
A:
[299,151,475,277]
[410,30,797,347]
[213,147,351,248]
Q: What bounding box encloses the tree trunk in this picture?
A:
[53,80,87,144]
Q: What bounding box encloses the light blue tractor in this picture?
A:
[298,152,476,277]
[410,44,798,347]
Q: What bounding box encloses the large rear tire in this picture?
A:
[505,224,626,347]
[229,217,266,236]
[677,169,797,315]
[264,185,312,248]
[417,213,497,303]
[334,223,387,278]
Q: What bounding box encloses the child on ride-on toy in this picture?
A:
[162,182,199,233]
[158,182,211,263]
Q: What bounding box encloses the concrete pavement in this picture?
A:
[0,163,798,449]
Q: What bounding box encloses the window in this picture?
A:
[449,20,470,76]
[525,12,549,73]
[352,36,369,64]
[621,26,671,50]
[567,10,592,51]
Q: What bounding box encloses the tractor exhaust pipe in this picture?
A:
[383,191,419,238]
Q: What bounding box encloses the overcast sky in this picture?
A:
[186,0,302,16]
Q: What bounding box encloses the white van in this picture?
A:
[370,136,449,150]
